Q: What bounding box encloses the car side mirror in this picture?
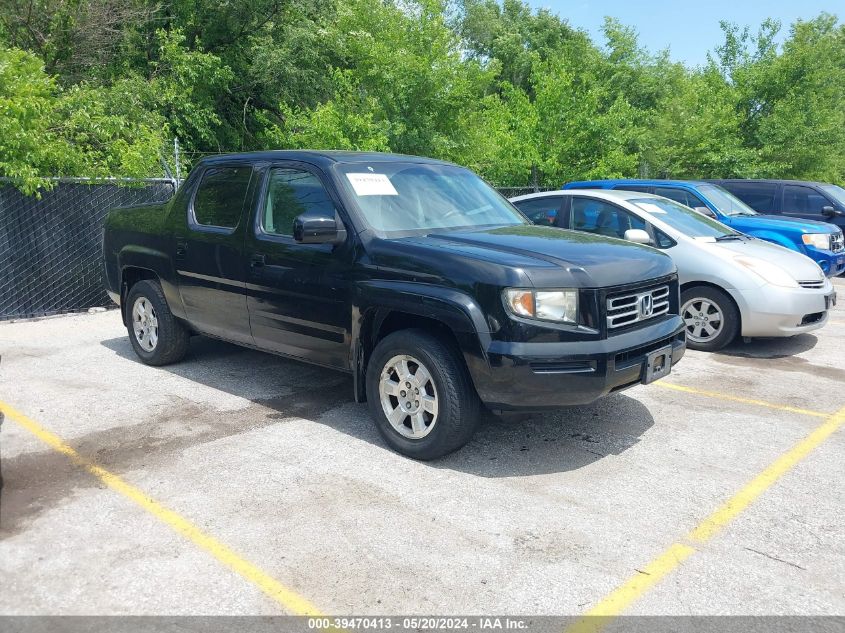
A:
[694,206,716,218]
[624,229,652,245]
[822,205,843,218]
[293,211,347,244]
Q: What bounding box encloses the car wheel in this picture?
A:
[366,329,480,460]
[680,286,740,352]
[125,279,190,366]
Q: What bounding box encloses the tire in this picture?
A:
[125,279,190,366]
[365,329,481,460]
[681,285,740,352]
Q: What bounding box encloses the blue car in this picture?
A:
[563,179,845,276]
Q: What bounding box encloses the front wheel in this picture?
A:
[366,329,480,460]
[681,286,740,352]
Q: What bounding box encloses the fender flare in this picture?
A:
[118,246,186,321]
[351,281,492,403]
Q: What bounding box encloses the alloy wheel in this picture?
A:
[682,297,724,343]
[132,296,159,352]
[378,354,439,439]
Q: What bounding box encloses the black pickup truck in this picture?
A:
[103,151,685,459]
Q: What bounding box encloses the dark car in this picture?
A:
[710,179,845,234]
[103,151,685,459]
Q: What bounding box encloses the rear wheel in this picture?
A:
[366,329,480,460]
[125,279,190,366]
[681,286,740,352]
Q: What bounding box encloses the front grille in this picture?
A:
[832,232,844,253]
[798,280,824,289]
[606,284,670,329]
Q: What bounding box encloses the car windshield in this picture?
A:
[629,197,739,239]
[820,184,845,207]
[697,184,758,217]
[335,162,526,233]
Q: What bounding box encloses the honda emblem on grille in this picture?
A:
[639,293,654,318]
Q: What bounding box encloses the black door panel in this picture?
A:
[246,164,353,369]
[175,164,255,344]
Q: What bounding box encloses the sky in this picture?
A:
[523,0,840,66]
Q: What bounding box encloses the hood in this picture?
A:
[383,225,675,288]
[700,237,825,282]
[729,214,838,235]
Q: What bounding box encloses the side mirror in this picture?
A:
[694,206,716,218]
[624,228,652,245]
[293,211,347,244]
[821,205,844,218]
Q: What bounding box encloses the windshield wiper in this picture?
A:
[715,234,745,241]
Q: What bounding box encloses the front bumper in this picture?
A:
[469,316,686,411]
[730,281,836,338]
[806,245,845,277]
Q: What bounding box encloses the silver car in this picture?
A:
[511,189,837,351]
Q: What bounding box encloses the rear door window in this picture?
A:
[657,187,692,206]
[192,166,252,229]
[611,185,652,194]
[570,198,647,239]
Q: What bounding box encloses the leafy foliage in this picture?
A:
[1,0,844,193]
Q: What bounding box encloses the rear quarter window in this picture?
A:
[723,183,777,212]
[514,197,561,226]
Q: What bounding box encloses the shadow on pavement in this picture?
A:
[717,333,818,359]
[712,333,845,384]
[99,334,655,478]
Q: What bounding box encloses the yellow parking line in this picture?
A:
[654,382,829,418]
[0,400,323,616]
[566,543,695,633]
[687,406,845,542]
[567,404,845,633]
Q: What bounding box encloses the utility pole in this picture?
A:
[174,137,182,185]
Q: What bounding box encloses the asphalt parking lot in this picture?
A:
[1,279,843,618]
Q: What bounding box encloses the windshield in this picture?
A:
[820,184,845,207]
[629,197,739,239]
[697,184,758,217]
[335,162,526,233]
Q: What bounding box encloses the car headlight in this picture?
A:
[801,233,831,250]
[503,289,578,323]
[734,256,798,288]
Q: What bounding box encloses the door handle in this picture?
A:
[250,254,266,268]
[175,240,188,259]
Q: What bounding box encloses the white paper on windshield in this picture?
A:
[635,202,666,214]
[345,173,398,196]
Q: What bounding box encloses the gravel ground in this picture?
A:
[0,279,843,616]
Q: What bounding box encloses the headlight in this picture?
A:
[802,233,831,250]
[503,289,578,323]
[734,256,798,288]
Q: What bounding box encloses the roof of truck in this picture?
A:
[708,178,829,186]
[196,150,455,167]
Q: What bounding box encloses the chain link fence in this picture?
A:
[0,178,555,321]
[0,178,176,320]
[495,186,556,198]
